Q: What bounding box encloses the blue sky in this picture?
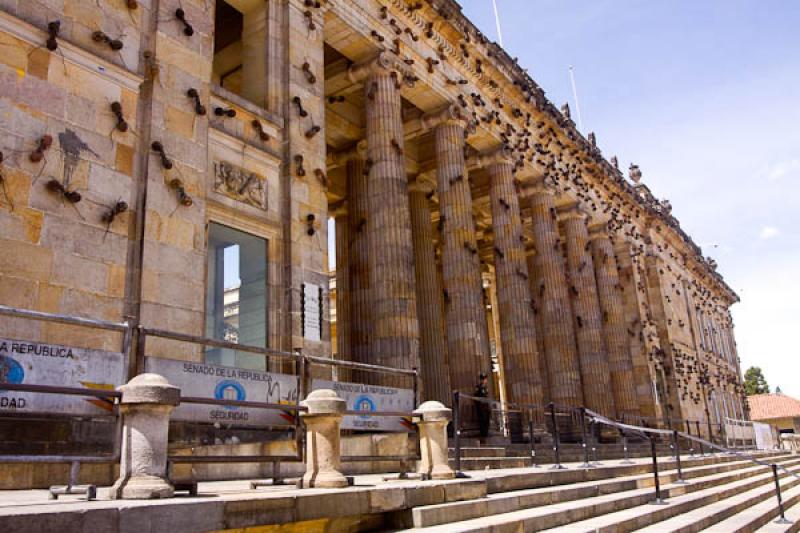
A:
[459,1,800,395]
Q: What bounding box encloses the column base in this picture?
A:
[302,470,349,488]
[117,475,175,499]
[427,465,455,480]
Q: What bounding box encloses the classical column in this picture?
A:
[559,206,615,418]
[425,106,492,395]
[525,179,583,408]
[614,238,659,417]
[409,181,451,405]
[361,55,419,382]
[482,149,543,407]
[526,249,550,404]
[589,226,639,417]
[332,202,351,380]
[345,146,371,381]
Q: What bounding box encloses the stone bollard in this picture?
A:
[111,373,180,499]
[300,389,348,488]
[414,401,455,480]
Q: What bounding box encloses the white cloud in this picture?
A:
[759,226,779,240]
[765,159,800,181]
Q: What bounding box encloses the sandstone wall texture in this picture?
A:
[0,0,744,448]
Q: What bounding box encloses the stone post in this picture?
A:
[356,53,420,384]
[559,206,615,418]
[589,226,639,417]
[523,179,583,408]
[424,105,492,396]
[409,180,451,405]
[300,389,348,488]
[112,373,180,499]
[414,401,455,480]
[482,148,544,407]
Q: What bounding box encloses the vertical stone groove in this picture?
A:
[561,212,615,417]
[487,159,543,407]
[347,157,370,383]
[590,230,639,417]
[409,188,451,404]
[526,185,583,407]
[436,121,491,395]
[364,69,419,385]
[334,210,351,381]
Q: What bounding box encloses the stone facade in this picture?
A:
[0,0,744,448]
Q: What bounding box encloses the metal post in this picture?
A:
[590,418,601,466]
[620,432,633,464]
[579,407,592,468]
[650,436,667,505]
[453,391,468,478]
[772,463,792,524]
[685,421,695,456]
[696,420,705,456]
[549,403,565,469]
[528,418,538,468]
[673,430,687,484]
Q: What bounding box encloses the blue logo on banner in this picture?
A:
[353,394,376,418]
[214,380,246,410]
[0,355,24,389]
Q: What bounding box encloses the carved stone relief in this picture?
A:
[213,160,267,210]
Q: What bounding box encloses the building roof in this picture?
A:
[748,393,800,421]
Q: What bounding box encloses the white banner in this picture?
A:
[313,379,414,432]
[145,357,299,427]
[0,337,125,416]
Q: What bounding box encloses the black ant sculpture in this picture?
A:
[92,31,123,51]
[46,178,81,203]
[175,8,194,36]
[110,102,128,132]
[186,88,206,115]
[0,151,12,210]
[151,141,173,169]
[251,120,269,141]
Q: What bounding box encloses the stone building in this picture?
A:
[0,0,745,448]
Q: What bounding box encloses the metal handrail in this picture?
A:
[0,304,129,332]
[584,407,796,523]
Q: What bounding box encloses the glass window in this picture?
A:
[205,223,268,370]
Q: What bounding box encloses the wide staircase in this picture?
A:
[393,451,800,532]
[449,438,674,471]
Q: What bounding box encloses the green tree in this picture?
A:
[744,366,770,395]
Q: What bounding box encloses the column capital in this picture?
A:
[347,51,412,85]
[468,145,513,170]
[587,221,611,240]
[408,175,436,195]
[557,202,588,223]
[520,174,554,196]
[420,104,473,133]
[330,199,347,218]
[327,140,367,169]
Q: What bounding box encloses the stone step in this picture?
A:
[539,463,800,532]
[403,456,800,531]
[702,476,800,533]
[449,456,531,470]
[482,452,786,494]
[448,447,509,458]
[404,455,800,529]
[754,492,800,533]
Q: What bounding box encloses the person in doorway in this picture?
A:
[475,372,491,439]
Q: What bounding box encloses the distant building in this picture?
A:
[748,393,800,434]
